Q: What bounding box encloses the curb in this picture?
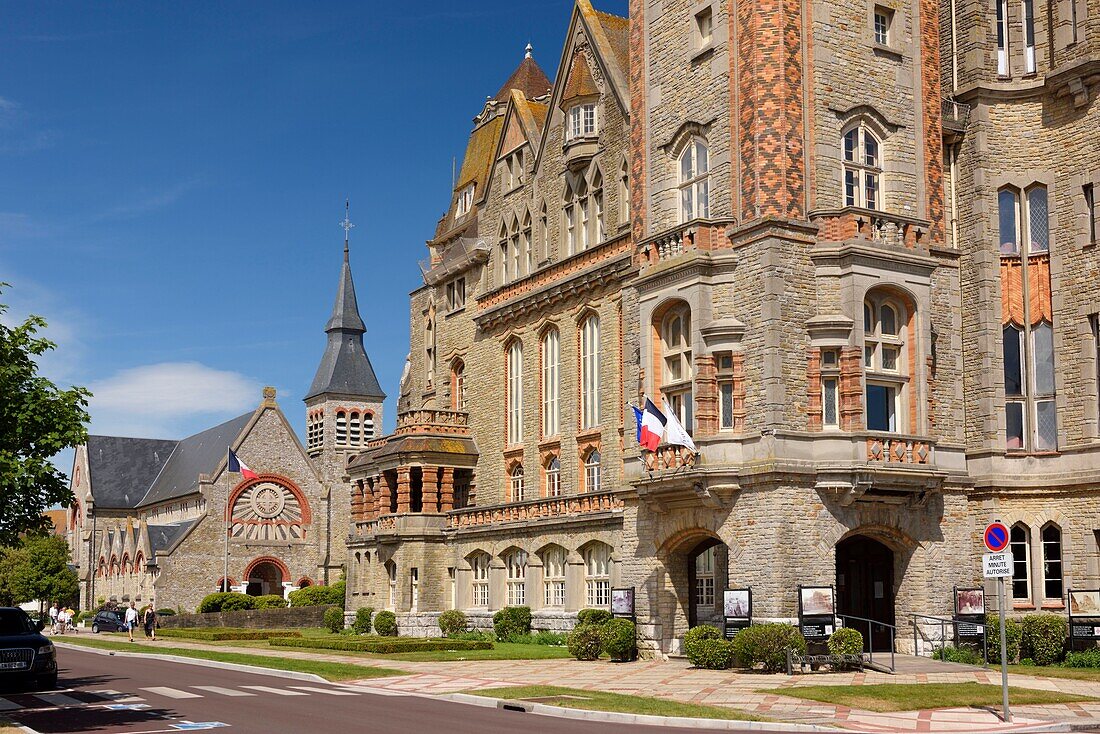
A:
[53,641,330,685]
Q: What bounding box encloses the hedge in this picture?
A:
[984,614,1022,664]
[567,623,605,661]
[323,606,345,633]
[268,637,493,654]
[288,583,345,608]
[353,607,374,635]
[438,609,468,637]
[602,618,636,661]
[197,592,255,613]
[157,628,303,641]
[577,609,613,626]
[1021,614,1067,666]
[1064,648,1100,668]
[827,628,864,657]
[691,638,737,669]
[683,625,722,661]
[373,611,398,636]
[732,623,808,672]
[492,606,532,641]
[254,594,288,610]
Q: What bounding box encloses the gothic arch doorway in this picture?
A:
[246,561,284,597]
[836,535,895,651]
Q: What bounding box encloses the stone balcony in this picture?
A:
[812,207,934,250]
[353,512,448,540]
[447,490,625,531]
[562,135,599,170]
[394,408,470,436]
[635,219,737,268]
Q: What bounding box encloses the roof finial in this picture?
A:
[525,42,533,59]
[340,198,355,261]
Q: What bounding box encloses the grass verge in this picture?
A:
[764,682,1095,712]
[380,642,571,662]
[1011,664,1100,682]
[55,636,406,682]
[469,685,763,721]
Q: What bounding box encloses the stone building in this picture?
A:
[66,242,385,613]
[345,0,1100,655]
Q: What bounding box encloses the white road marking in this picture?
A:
[37,693,84,707]
[0,697,21,711]
[239,685,308,696]
[92,689,145,702]
[141,686,203,699]
[287,686,358,696]
[191,686,254,697]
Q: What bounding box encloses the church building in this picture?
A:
[66,239,385,613]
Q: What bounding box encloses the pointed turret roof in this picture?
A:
[305,241,386,402]
[493,52,551,103]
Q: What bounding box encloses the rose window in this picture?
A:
[230,481,307,541]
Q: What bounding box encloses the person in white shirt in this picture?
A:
[56,607,68,634]
[124,602,138,642]
[49,604,59,634]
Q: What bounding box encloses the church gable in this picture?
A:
[561,51,599,106]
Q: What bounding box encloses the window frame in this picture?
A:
[541,329,560,437]
[470,553,491,609]
[679,139,710,222]
[580,315,601,429]
[505,550,528,607]
[542,546,567,608]
[545,456,562,497]
[863,293,909,432]
[1041,524,1064,601]
[842,124,883,210]
[584,449,602,493]
[694,546,716,608]
[873,5,894,45]
[1010,523,1031,602]
[566,102,598,141]
[583,544,612,608]
[507,341,524,445]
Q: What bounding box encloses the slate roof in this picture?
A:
[147,519,199,555]
[85,436,177,509]
[139,412,253,506]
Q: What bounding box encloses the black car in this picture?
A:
[0,607,57,689]
[91,610,127,633]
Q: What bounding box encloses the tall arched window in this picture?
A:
[522,209,533,275]
[539,202,549,262]
[679,140,709,221]
[1042,524,1063,600]
[335,410,348,446]
[584,544,612,607]
[542,545,567,607]
[541,328,560,437]
[592,168,605,244]
[504,549,528,606]
[584,449,601,493]
[619,158,630,225]
[510,465,525,503]
[425,312,436,385]
[564,182,577,255]
[580,315,601,428]
[470,552,490,608]
[348,412,361,446]
[544,457,561,497]
[578,177,590,251]
[509,215,521,282]
[452,360,466,411]
[1011,524,1031,601]
[695,546,715,608]
[843,125,881,210]
[661,304,693,430]
[498,221,509,285]
[386,560,397,610]
[864,292,908,432]
[507,341,524,445]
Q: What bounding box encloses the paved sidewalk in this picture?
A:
[68,637,1100,732]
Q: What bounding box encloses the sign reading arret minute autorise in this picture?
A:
[983,521,1013,724]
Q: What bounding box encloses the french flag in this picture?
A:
[638,398,667,452]
[228,448,258,480]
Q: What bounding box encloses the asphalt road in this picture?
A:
[0,645,739,734]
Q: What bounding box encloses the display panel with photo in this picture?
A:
[799,586,835,617]
[723,589,751,619]
[1070,590,1100,616]
[611,587,635,616]
[955,588,986,616]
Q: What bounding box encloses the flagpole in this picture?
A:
[224,448,230,592]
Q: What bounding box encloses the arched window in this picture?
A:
[661,304,693,430]
[504,549,528,606]
[843,125,881,210]
[452,360,466,411]
[509,216,521,282]
[498,221,509,285]
[1042,524,1063,600]
[584,449,601,493]
[578,178,590,251]
[695,546,715,608]
[542,545,567,607]
[507,341,524,445]
[539,202,549,263]
[541,329,560,437]
[864,292,908,432]
[363,412,375,438]
[679,139,709,221]
[386,560,397,610]
[1011,524,1031,601]
[348,412,361,446]
[470,552,490,608]
[592,168,605,244]
[510,465,525,503]
[619,158,630,225]
[522,210,533,275]
[580,315,601,428]
[544,457,561,497]
[583,544,612,607]
[564,182,577,256]
[335,410,348,446]
[425,313,436,385]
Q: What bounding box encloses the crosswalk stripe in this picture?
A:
[37,693,84,707]
[287,686,358,696]
[91,689,145,703]
[0,698,21,711]
[192,686,254,697]
[141,687,203,699]
[239,686,308,696]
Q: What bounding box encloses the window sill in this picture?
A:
[690,43,715,63]
[444,306,466,318]
[539,437,561,451]
[504,445,525,458]
[1013,603,1036,610]
[577,427,602,443]
[1005,450,1061,457]
[871,43,903,60]
[1041,602,1066,610]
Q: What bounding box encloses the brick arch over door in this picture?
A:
[242,555,291,583]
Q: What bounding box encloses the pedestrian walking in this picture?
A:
[56,606,68,634]
[125,602,138,642]
[142,604,157,640]
[49,604,59,634]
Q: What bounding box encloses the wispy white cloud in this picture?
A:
[88,361,264,437]
[96,178,202,221]
[0,96,58,155]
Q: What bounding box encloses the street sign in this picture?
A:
[984,522,1010,552]
[984,552,1012,578]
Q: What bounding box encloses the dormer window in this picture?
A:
[455,184,475,219]
[567,103,597,140]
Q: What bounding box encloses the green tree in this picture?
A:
[0,535,79,608]
[0,283,90,546]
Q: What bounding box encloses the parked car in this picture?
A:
[0,607,57,689]
[91,610,127,634]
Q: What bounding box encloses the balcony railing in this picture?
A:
[942,99,971,134]
[447,490,623,529]
[636,220,736,267]
[642,445,699,472]
[812,208,930,250]
[395,408,470,436]
[866,435,933,465]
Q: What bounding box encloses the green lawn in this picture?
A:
[470,685,763,721]
[764,682,1096,712]
[1011,664,1100,682]
[55,636,407,682]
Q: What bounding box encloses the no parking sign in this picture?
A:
[984,522,1010,553]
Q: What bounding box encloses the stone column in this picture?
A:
[396,467,411,514]
[439,468,455,512]
[693,354,718,437]
[839,346,864,430]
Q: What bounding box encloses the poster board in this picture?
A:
[798,585,835,641]
[953,586,987,643]
[723,588,752,639]
[611,587,635,618]
[1068,589,1100,640]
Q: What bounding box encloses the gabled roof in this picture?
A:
[454,115,505,194]
[139,412,253,506]
[147,519,199,555]
[493,55,552,103]
[85,436,177,510]
[562,52,600,103]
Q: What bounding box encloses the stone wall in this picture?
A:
[159,605,336,630]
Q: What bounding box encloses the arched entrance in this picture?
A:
[836,535,895,651]
[245,561,284,597]
[655,530,729,652]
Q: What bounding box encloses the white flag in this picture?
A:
[662,399,697,453]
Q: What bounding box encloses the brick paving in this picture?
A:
[71,639,1100,732]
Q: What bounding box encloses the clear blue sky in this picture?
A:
[0,0,628,452]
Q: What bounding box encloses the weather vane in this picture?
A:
[340,198,355,253]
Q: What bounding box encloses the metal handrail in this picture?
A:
[836,613,896,673]
[910,613,989,667]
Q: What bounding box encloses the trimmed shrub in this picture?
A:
[828,628,864,657]
[690,638,736,670]
[492,606,532,641]
[288,584,344,608]
[933,645,984,665]
[984,614,1022,664]
[268,637,493,654]
[197,592,255,614]
[577,609,613,626]
[157,628,302,641]
[323,606,344,633]
[254,594,288,610]
[155,608,176,617]
[732,623,808,672]
[602,618,636,661]
[438,609,468,637]
[1020,657,1036,666]
[451,630,494,642]
[1021,614,1067,666]
[1064,648,1100,668]
[567,623,605,661]
[353,607,374,635]
[374,611,398,637]
[683,624,722,660]
[531,630,567,646]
